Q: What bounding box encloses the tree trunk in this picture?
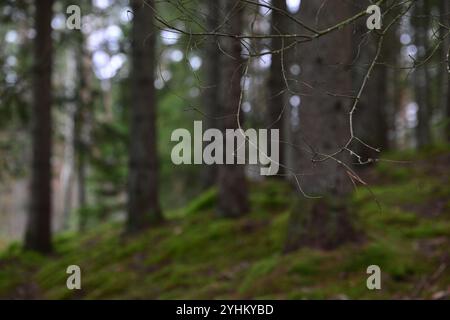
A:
[61,46,83,230]
[266,0,287,177]
[25,0,53,253]
[217,0,249,218]
[285,1,360,252]
[200,0,221,189]
[440,0,450,142]
[385,19,402,150]
[127,0,162,233]
[414,0,432,147]
[75,25,92,232]
[353,4,389,159]
[60,99,76,230]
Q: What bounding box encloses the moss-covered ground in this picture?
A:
[0,146,449,299]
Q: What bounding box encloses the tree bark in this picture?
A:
[385,17,402,150]
[414,0,432,147]
[353,3,389,159]
[127,0,162,233]
[440,0,450,142]
[61,98,76,230]
[295,3,353,197]
[266,0,287,177]
[200,0,221,189]
[285,1,360,251]
[75,24,93,232]
[217,0,249,218]
[25,0,53,253]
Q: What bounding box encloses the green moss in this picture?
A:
[84,270,136,299]
[380,209,418,225]
[1,148,449,299]
[340,240,420,281]
[371,181,434,205]
[239,255,280,294]
[184,188,217,215]
[251,180,292,212]
[0,267,22,296]
[376,162,411,181]
[402,221,450,238]
[289,250,327,277]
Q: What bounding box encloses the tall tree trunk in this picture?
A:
[353,10,389,160]
[447,55,450,143]
[217,0,249,218]
[25,0,53,253]
[267,0,287,176]
[61,49,80,230]
[285,1,360,251]
[414,0,432,147]
[60,100,76,230]
[75,25,92,232]
[385,17,402,150]
[127,0,162,233]
[200,0,220,189]
[441,0,450,142]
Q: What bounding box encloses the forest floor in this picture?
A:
[0,146,450,299]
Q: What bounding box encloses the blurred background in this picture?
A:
[0,0,449,299]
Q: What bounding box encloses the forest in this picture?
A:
[0,0,449,300]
